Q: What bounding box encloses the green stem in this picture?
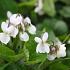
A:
[63,34,70,43]
[36,58,50,70]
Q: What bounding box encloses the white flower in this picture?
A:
[47,39,66,61]
[10,14,23,26]
[21,17,36,35]
[56,44,66,58]
[27,24,36,34]
[24,17,31,24]
[47,54,56,61]
[35,32,50,53]
[19,17,36,42]
[19,32,29,42]
[1,20,18,38]
[24,17,36,34]
[10,27,18,38]
[0,33,10,44]
[0,20,18,44]
[34,0,44,15]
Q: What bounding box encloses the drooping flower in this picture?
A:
[35,32,50,53]
[34,0,44,15]
[24,17,36,34]
[19,17,36,41]
[47,38,66,61]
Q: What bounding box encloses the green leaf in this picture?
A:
[62,58,70,68]
[19,46,29,61]
[48,62,69,70]
[25,54,47,65]
[0,45,25,62]
[0,44,15,61]
[0,63,10,70]
[0,45,15,56]
[43,0,56,16]
[60,6,70,17]
[4,63,18,70]
[23,46,29,61]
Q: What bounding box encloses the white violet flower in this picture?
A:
[24,17,36,34]
[35,32,50,53]
[19,17,36,42]
[47,38,66,61]
[0,20,18,44]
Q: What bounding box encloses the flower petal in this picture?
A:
[1,21,9,32]
[36,43,43,53]
[10,27,18,38]
[10,14,22,26]
[6,25,16,34]
[57,44,66,58]
[7,11,12,18]
[24,17,31,24]
[57,50,66,58]
[44,43,50,53]
[0,33,10,44]
[34,37,42,43]
[47,54,56,61]
[1,20,13,33]
[36,43,49,53]
[42,32,48,42]
[19,32,29,42]
[1,21,16,35]
[27,24,36,34]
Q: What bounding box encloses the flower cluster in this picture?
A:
[35,32,66,61]
[0,11,36,44]
[34,0,44,15]
[0,11,66,61]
